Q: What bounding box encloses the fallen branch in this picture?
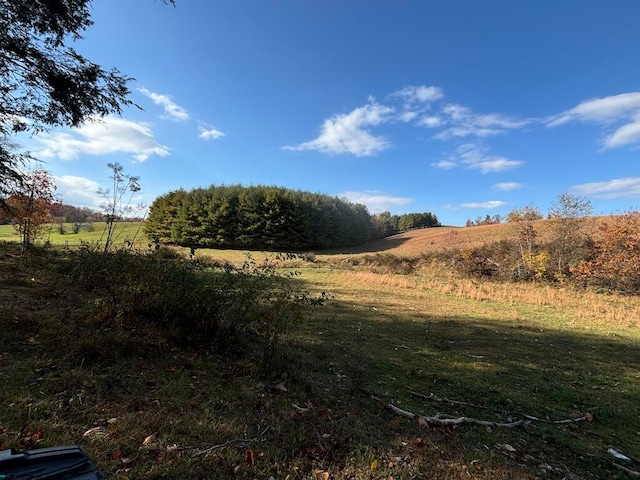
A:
[373,396,528,429]
[187,426,271,457]
[407,389,591,425]
[612,462,640,478]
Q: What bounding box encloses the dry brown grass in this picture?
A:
[317,215,612,260]
[338,268,640,333]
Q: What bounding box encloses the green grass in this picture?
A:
[1,242,639,479]
[0,222,145,247]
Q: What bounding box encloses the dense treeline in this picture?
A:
[370,211,440,238]
[144,185,370,250]
[144,185,440,250]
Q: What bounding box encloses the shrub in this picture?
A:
[359,253,416,274]
[64,247,324,372]
[572,212,640,294]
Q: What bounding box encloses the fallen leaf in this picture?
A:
[244,449,255,465]
[498,443,516,452]
[371,459,378,470]
[142,434,157,446]
[19,431,43,449]
[83,426,107,438]
[608,448,631,461]
[313,469,330,480]
[111,450,122,460]
[273,382,287,392]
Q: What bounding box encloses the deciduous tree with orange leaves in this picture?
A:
[572,211,640,294]
[2,169,56,253]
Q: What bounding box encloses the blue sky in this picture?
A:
[23,0,640,226]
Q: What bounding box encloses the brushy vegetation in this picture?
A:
[347,211,640,296]
[57,245,324,373]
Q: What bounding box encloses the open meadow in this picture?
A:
[1,224,639,479]
[0,222,146,249]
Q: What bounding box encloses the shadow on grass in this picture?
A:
[289,298,640,479]
[318,235,409,255]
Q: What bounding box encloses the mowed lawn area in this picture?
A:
[1,226,639,479]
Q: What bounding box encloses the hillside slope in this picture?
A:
[322,216,610,259]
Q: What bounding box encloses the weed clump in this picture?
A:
[62,247,324,373]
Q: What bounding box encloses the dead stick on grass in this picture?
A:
[373,396,528,428]
[407,389,590,425]
[193,426,271,457]
[612,463,640,478]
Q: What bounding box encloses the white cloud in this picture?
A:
[398,111,418,122]
[434,103,529,139]
[572,177,640,199]
[392,85,445,127]
[138,87,189,121]
[493,182,523,191]
[604,116,640,149]
[417,116,443,128]
[35,116,170,162]
[283,99,394,157]
[547,92,640,149]
[199,125,226,140]
[431,160,458,170]
[471,157,523,174]
[459,201,509,209]
[547,92,640,126]
[393,85,444,104]
[53,175,103,210]
[435,144,524,173]
[339,190,413,214]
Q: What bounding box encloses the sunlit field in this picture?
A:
[0,222,146,248]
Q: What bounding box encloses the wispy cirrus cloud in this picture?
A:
[434,104,530,140]
[282,98,394,157]
[339,190,413,214]
[547,92,640,149]
[459,200,509,209]
[432,144,524,174]
[138,88,189,121]
[493,182,523,191]
[198,124,226,140]
[431,159,457,170]
[392,85,444,104]
[443,200,509,210]
[571,177,640,199]
[416,116,443,128]
[35,115,170,162]
[392,85,444,125]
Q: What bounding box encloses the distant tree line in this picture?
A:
[144,185,440,251]
[465,214,503,227]
[370,211,440,238]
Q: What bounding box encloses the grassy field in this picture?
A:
[0,222,145,248]
[1,225,639,479]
